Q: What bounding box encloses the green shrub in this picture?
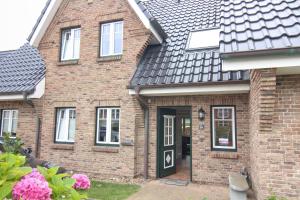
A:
[2,133,24,154]
[0,153,32,199]
[37,166,88,200]
[266,194,287,200]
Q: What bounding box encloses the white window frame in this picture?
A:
[55,108,76,143]
[187,28,220,50]
[0,109,18,138]
[211,106,236,150]
[100,21,124,57]
[60,27,81,61]
[96,107,120,145]
[163,115,175,147]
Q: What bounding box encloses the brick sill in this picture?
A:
[92,146,119,153]
[57,60,80,66]
[51,144,74,151]
[210,152,239,159]
[97,55,122,62]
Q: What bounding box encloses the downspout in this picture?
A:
[23,92,41,158]
[135,87,149,179]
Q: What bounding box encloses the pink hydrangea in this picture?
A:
[12,177,52,200]
[23,168,46,181]
[72,174,91,190]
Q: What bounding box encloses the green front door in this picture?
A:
[158,108,176,178]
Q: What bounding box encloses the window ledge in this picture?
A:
[57,60,80,66]
[97,55,122,62]
[92,146,119,153]
[210,152,238,159]
[51,144,74,151]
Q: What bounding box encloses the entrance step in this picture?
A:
[160,179,189,186]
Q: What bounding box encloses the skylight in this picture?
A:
[187,29,220,49]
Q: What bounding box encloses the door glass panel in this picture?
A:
[164,116,174,146]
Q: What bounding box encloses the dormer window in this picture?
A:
[187,28,220,49]
[60,27,81,61]
[100,21,124,57]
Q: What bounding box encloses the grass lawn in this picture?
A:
[88,181,140,200]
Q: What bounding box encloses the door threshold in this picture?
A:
[160,178,189,186]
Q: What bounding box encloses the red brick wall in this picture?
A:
[38,0,151,179]
[146,94,250,184]
[250,70,300,200]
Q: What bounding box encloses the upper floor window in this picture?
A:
[61,27,81,61]
[211,106,236,151]
[55,108,76,143]
[1,110,18,138]
[100,21,123,57]
[187,28,220,49]
[96,107,120,145]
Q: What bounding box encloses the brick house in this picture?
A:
[0,0,299,199]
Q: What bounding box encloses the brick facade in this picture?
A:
[0,100,43,155]
[146,94,250,184]
[250,70,300,200]
[37,0,151,179]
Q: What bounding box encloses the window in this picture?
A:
[61,27,81,61]
[100,21,123,57]
[1,110,18,137]
[187,28,220,49]
[55,108,76,143]
[211,106,236,151]
[96,108,120,145]
[164,115,175,146]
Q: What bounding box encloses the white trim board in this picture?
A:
[129,84,250,96]
[0,78,45,101]
[222,54,300,72]
[30,0,162,47]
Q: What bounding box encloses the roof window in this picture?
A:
[187,28,220,49]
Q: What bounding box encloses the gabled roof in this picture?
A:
[130,0,249,88]
[0,43,45,94]
[220,0,300,55]
[28,0,166,47]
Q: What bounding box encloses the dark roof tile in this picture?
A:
[0,43,45,94]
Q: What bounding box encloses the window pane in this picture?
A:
[61,30,72,60]
[101,24,110,56]
[68,110,76,141]
[111,119,119,143]
[214,120,233,147]
[98,109,107,142]
[114,22,123,54]
[2,119,9,134]
[213,107,235,149]
[57,109,66,141]
[73,29,81,59]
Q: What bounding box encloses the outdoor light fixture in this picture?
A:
[198,107,206,129]
[198,107,206,121]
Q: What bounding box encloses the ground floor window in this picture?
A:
[55,108,76,143]
[1,109,18,137]
[211,106,236,151]
[96,107,120,145]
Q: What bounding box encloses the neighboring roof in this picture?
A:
[220,0,300,55]
[0,43,45,94]
[130,0,249,88]
[0,50,15,61]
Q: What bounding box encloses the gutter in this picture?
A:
[135,87,149,179]
[23,91,41,158]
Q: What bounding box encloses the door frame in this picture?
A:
[156,106,192,181]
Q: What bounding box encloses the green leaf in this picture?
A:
[0,181,15,200]
[47,166,59,177]
[70,188,81,200]
[63,177,76,188]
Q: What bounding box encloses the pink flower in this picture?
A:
[12,170,52,200]
[23,168,46,181]
[72,174,91,190]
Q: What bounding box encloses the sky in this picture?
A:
[0,0,47,51]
